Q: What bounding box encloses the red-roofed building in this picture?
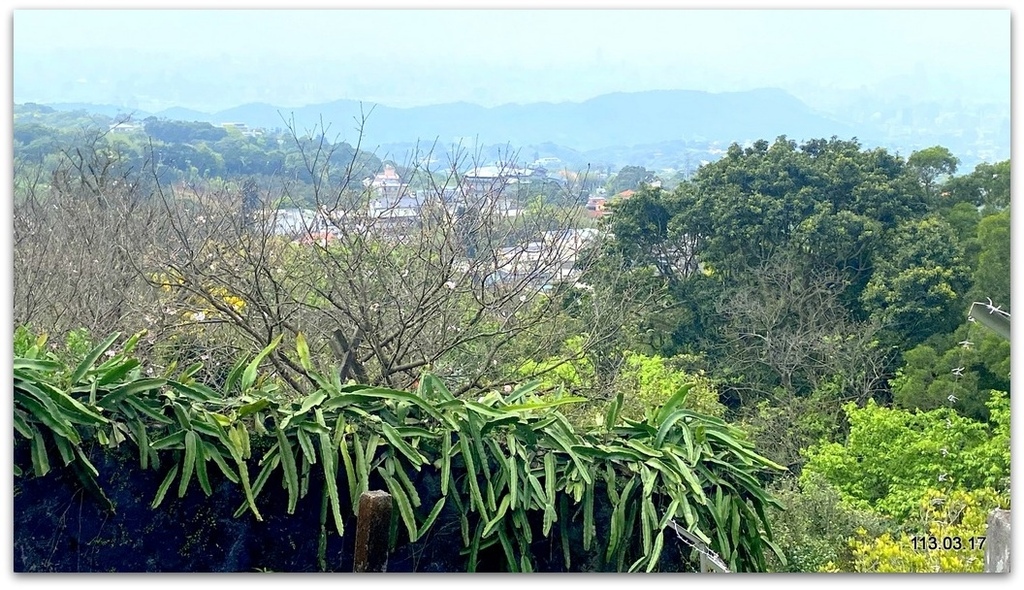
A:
[585,196,609,218]
[586,189,636,218]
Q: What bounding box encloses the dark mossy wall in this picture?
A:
[13,440,697,572]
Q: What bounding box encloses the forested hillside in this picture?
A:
[12,107,1010,573]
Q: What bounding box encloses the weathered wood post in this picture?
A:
[353,490,393,572]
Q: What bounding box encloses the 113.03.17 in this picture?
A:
[910,536,986,551]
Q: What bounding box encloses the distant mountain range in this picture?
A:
[44,88,856,150]
[35,87,1008,172]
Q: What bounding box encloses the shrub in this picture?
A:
[802,394,1010,521]
[765,472,889,572]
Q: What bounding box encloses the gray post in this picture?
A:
[354,490,393,572]
[984,508,1011,573]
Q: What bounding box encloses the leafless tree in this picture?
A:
[707,255,893,470]
[714,254,889,405]
[12,109,663,411]
[142,115,649,398]
[13,123,167,342]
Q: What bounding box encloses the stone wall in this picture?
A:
[13,442,694,572]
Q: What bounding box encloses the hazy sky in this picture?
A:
[12,8,1012,111]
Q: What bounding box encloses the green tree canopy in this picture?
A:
[942,159,1010,212]
[860,215,972,348]
[969,209,1010,311]
[606,165,654,194]
[686,136,925,281]
[143,117,228,144]
[907,145,959,200]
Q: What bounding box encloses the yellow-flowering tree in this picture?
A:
[833,487,1007,573]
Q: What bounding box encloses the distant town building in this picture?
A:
[585,196,609,218]
[453,165,540,218]
[363,164,409,203]
[108,121,144,134]
[592,189,635,218]
[461,165,541,197]
[542,228,600,255]
[531,156,563,169]
[271,208,330,237]
[368,193,427,223]
[215,122,263,137]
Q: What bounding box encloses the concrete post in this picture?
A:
[984,508,1010,573]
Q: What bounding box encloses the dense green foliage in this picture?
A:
[971,209,1011,309]
[861,214,972,347]
[596,136,1007,417]
[589,137,1009,572]
[13,104,383,207]
[802,393,1009,520]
